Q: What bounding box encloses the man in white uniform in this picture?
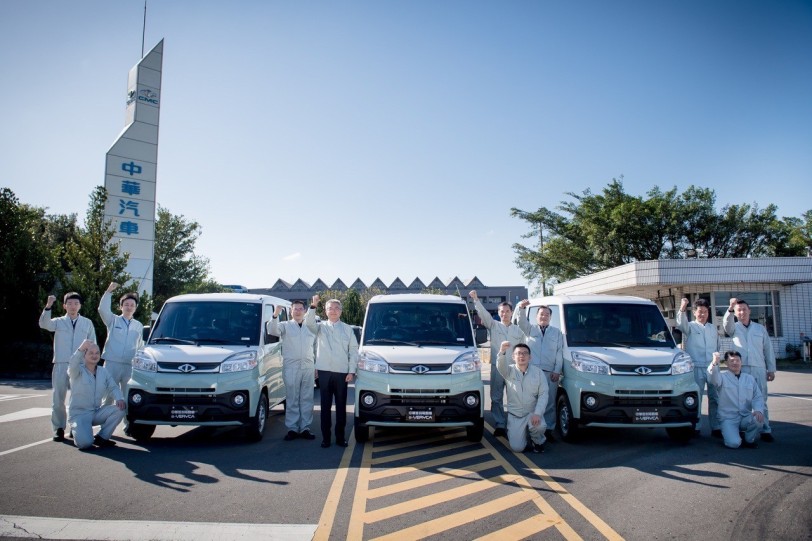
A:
[68,340,126,450]
[269,300,317,441]
[676,298,721,437]
[722,298,776,442]
[98,282,144,435]
[496,341,547,453]
[515,299,564,441]
[469,291,525,438]
[305,295,358,448]
[39,292,96,441]
[707,351,764,449]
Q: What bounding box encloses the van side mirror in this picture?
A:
[264,321,280,344]
[475,326,489,345]
[142,325,151,342]
[671,328,683,345]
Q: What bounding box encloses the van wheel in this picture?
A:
[354,418,369,443]
[666,426,694,443]
[128,423,155,442]
[557,395,579,442]
[466,418,484,442]
[246,393,269,442]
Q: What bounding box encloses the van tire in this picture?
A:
[246,393,269,442]
[128,423,155,442]
[666,426,694,443]
[557,394,579,442]
[466,418,484,442]
[354,418,369,443]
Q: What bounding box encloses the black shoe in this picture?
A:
[533,442,546,453]
[284,430,298,441]
[53,428,65,442]
[93,435,116,448]
[336,440,349,447]
[711,429,723,439]
[760,433,775,443]
[320,441,331,448]
[742,440,759,449]
[493,427,507,438]
[299,430,316,440]
[544,430,556,442]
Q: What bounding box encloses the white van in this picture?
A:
[127,293,289,442]
[523,295,700,442]
[353,294,488,443]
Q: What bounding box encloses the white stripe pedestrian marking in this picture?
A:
[0,515,317,541]
[0,394,45,402]
[0,408,52,423]
[772,393,812,402]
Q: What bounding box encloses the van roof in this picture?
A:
[526,294,655,305]
[368,293,465,304]
[165,293,290,304]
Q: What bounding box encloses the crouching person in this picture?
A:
[708,351,764,449]
[496,341,547,453]
[68,340,126,450]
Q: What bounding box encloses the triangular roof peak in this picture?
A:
[330,278,348,291]
[408,277,426,290]
[290,278,311,291]
[271,279,292,291]
[389,277,407,289]
[350,278,367,290]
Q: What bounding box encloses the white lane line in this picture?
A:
[0,439,52,457]
[0,394,46,402]
[0,408,52,423]
[772,393,812,402]
[0,515,317,540]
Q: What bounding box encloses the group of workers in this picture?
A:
[39,284,775,453]
[39,282,144,450]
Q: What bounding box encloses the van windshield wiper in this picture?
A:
[151,337,197,345]
[365,338,422,347]
[195,338,234,344]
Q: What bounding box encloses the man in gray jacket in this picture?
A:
[515,299,564,440]
[496,341,547,453]
[469,290,524,438]
[269,300,317,441]
[676,298,721,437]
[305,295,358,448]
[68,340,126,450]
[39,292,97,441]
[99,282,144,435]
[707,351,764,449]
[723,298,776,442]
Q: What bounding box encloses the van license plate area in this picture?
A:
[633,408,660,423]
[170,406,197,420]
[407,408,434,422]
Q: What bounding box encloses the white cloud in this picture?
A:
[283,252,301,261]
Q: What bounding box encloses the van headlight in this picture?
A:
[220,351,258,373]
[671,352,693,375]
[358,350,389,373]
[570,351,610,375]
[133,350,157,372]
[452,351,481,374]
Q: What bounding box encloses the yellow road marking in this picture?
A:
[368,448,491,481]
[474,514,562,540]
[366,459,499,498]
[370,439,474,465]
[312,435,357,541]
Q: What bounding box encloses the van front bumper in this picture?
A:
[127,388,251,426]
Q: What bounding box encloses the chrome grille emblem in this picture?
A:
[178,364,196,373]
[412,365,430,374]
[634,366,652,375]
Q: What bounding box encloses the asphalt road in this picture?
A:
[1,366,810,540]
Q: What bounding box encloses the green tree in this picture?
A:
[512,179,805,292]
[313,287,385,326]
[153,206,221,312]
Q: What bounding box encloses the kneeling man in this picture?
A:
[68,340,126,450]
[496,341,547,453]
[708,351,764,449]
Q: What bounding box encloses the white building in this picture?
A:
[553,257,812,359]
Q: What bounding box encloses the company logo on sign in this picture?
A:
[138,88,159,105]
[126,89,136,105]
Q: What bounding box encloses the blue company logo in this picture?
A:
[121,161,142,176]
[138,88,159,105]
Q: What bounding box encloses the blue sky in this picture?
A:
[2,1,810,290]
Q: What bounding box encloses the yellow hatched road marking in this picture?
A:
[364,473,522,523]
[372,430,464,452]
[370,439,473,465]
[366,459,499,499]
[474,514,562,540]
[368,448,491,481]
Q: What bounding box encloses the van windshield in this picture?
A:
[363,302,474,347]
[563,303,676,348]
[149,302,262,346]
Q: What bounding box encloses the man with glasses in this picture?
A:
[515,299,564,441]
[723,298,776,442]
[708,351,764,449]
[469,290,525,438]
[496,341,547,453]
